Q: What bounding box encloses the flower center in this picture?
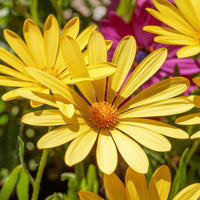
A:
[42,67,60,78]
[90,102,119,129]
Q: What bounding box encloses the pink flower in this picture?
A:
[100,0,200,93]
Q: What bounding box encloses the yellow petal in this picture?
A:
[3,29,36,68]
[87,62,117,79]
[104,173,128,200]
[56,101,75,118]
[0,47,28,74]
[21,110,82,126]
[120,77,190,111]
[76,25,97,51]
[2,89,21,101]
[191,131,200,139]
[148,165,171,200]
[111,129,149,174]
[25,67,89,111]
[96,129,117,175]
[176,113,200,125]
[125,167,148,200]
[43,14,59,68]
[119,97,194,118]
[177,45,200,58]
[78,191,104,200]
[88,31,107,101]
[61,17,80,40]
[37,124,90,148]
[114,48,167,107]
[120,118,189,139]
[61,35,96,104]
[193,77,200,86]
[173,183,200,200]
[16,89,57,107]
[186,95,200,108]
[0,64,33,82]
[65,129,98,166]
[30,100,43,108]
[23,19,46,68]
[107,36,136,104]
[117,123,171,152]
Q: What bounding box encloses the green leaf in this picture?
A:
[86,164,98,193]
[61,172,76,182]
[18,136,24,164]
[0,165,22,200]
[16,169,29,200]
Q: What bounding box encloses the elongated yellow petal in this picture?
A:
[65,130,98,166]
[87,62,117,79]
[0,64,33,82]
[16,89,57,107]
[191,131,200,139]
[56,101,75,118]
[147,165,171,200]
[193,77,200,86]
[187,95,200,108]
[104,173,128,200]
[173,183,200,200]
[61,17,80,39]
[96,129,117,175]
[125,167,148,200]
[0,47,28,74]
[23,19,46,68]
[114,48,167,107]
[107,36,136,104]
[120,77,189,111]
[78,191,104,200]
[61,35,96,104]
[44,14,59,68]
[111,129,149,174]
[76,25,97,51]
[25,67,89,111]
[0,76,35,87]
[176,113,200,125]
[4,29,36,68]
[37,124,90,148]
[119,97,194,118]
[120,118,188,139]
[2,90,21,101]
[176,45,200,58]
[22,110,84,126]
[117,123,171,152]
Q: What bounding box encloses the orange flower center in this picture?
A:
[42,67,60,78]
[90,102,119,129]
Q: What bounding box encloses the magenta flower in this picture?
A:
[100,0,200,93]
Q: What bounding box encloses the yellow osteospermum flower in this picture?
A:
[176,76,200,138]
[143,0,200,58]
[0,14,114,106]
[18,32,193,174]
[78,165,200,200]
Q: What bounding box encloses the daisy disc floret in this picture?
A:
[143,0,200,58]
[78,165,200,200]
[19,32,193,175]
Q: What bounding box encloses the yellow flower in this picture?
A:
[0,14,114,107]
[176,76,200,138]
[18,32,193,174]
[78,165,200,200]
[143,0,200,58]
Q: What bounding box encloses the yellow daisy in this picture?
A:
[78,165,200,200]
[0,14,114,107]
[176,76,200,138]
[18,32,193,174]
[143,0,200,58]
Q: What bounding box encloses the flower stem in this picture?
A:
[31,149,48,200]
[186,139,200,164]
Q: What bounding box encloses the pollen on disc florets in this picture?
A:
[90,101,119,129]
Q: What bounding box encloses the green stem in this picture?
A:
[30,0,42,27]
[50,0,66,25]
[186,139,200,164]
[31,149,48,200]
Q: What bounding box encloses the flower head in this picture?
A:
[100,0,200,92]
[0,14,115,106]
[78,165,200,200]
[143,0,200,58]
[18,32,193,174]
